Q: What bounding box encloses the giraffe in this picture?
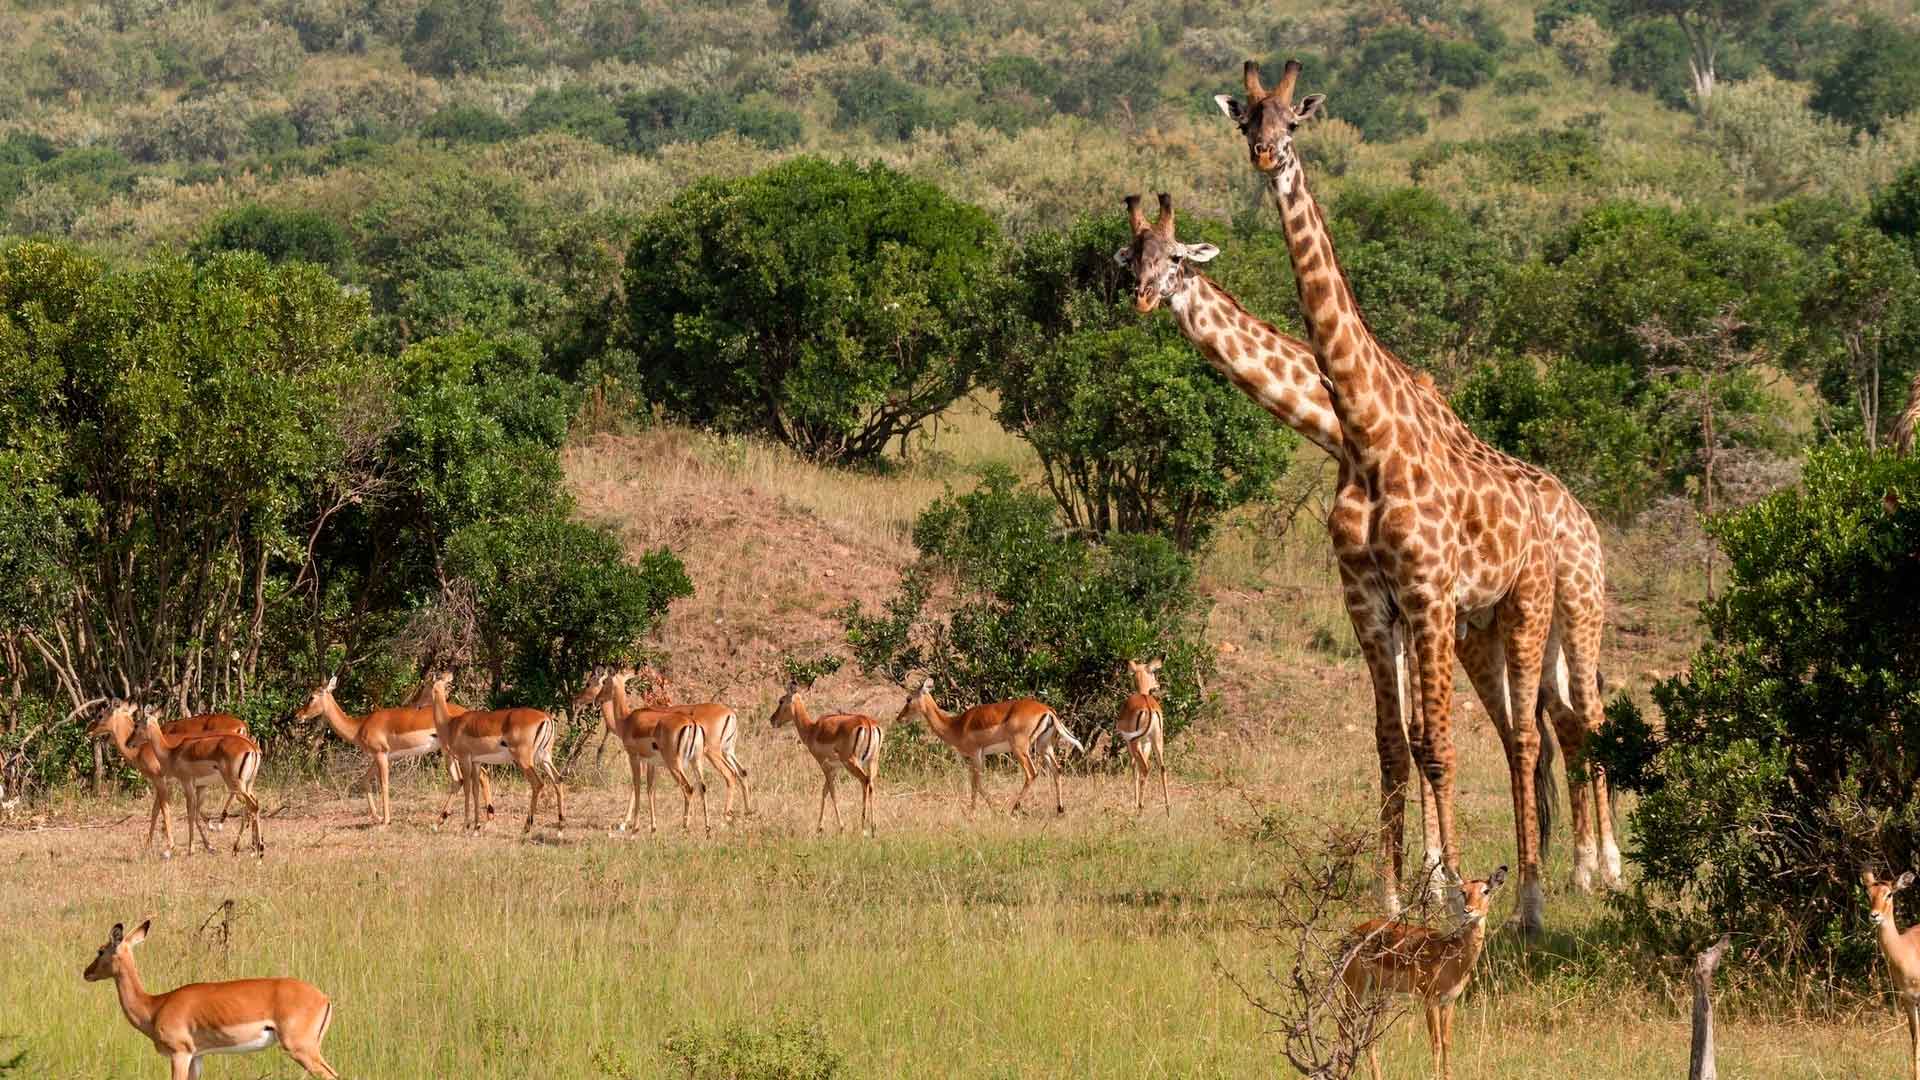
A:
[1116,193,1604,924]
[1214,60,1623,930]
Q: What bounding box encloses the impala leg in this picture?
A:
[184,781,214,856]
[706,745,736,820]
[1366,1045,1382,1080]
[520,763,540,833]
[542,760,565,832]
[144,782,166,854]
[621,755,643,833]
[1441,1003,1457,1080]
[1008,745,1039,815]
[360,759,379,820]
[1907,1000,1919,1080]
[1047,746,1065,814]
[816,762,834,833]
[285,1042,340,1080]
[646,763,660,834]
[727,744,751,817]
[170,1052,194,1080]
[843,759,875,837]
[478,766,496,824]
[1423,1003,1442,1079]
[211,783,233,832]
[967,752,986,815]
[375,753,392,827]
[1127,738,1149,813]
[1153,721,1170,817]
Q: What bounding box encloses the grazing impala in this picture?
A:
[86,919,339,1079]
[579,666,709,834]
[1340,866,1508,1080]
[88,702,249,854]
[1865,869,1920,1080]
[769,682,883,835]
[425,671,565,834]
[1118,658,1170,816]
[895,678,1085,815]
[296,675,492,827]
[127,709,264,857]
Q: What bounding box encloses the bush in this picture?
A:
[624,157,1008,463]
[193,204,353,275]
[842,467,1217,740]
[1453,353,1657,519]
[1410,128,1602,186]
[1327,185,1503,374]
[1596,447,1920,971]
[404,0,517,75]
[1552,13,1614,78]
[1608,20,1696,111]
[833,70,949,140]
[657,1014,843,1080]
[1810,16,1920,135]
[1870,159,1920,248]
[420,103,516,143]
[1493,70,1551,97]
[518,85,625,146]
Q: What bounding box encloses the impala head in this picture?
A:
[1126,657,1164,695]
[770,681,803,728]
[429,669,454,702]
[1865,870,1915,926]
[1455,866,1509,924]
[123,705,164,750]
[1114,192,1218,314]
[1214,59,1326,196]
[895,677,936,725]
[570,667,608,710]
[86,699,137,740]
[84,919,149,982]
[293,675,339,723]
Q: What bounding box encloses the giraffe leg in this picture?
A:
[1397,630,1446,903]
[1559,604,1621,890]
[1541,628,1600,892]
[1496,558,1554,937]
[1403,592,1462,885]
[1338,553,1417,915]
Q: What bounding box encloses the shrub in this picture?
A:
[1493,70,1551,97]
[210,23,304,86]
[404,0,517,75]
[657,1014,843,1080]
[1608,20,1696,111]
[1050,30,1168,118]
[1810,16,1920,135]
[833,70,948,140]
[1870,159,1920,248]
[842,466,1217,740]
[247,113,301,155]
[1533,0,1614,46]
[624,157,1008,463]
[1595,447,1920,972]
[193,204,353,275]
[421,103,516,143]
[1552,13,1614,78]
[518,85,626,146]
[1327,185,1503,374]
[125,91,256,162]
[1410,127,1601,186]
[1453,353,1657,519]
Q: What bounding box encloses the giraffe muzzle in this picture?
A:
[1134,290,1160,314]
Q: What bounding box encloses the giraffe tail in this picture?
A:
[1534,687,1560,859]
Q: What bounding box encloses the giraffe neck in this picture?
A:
[1270,168,1404,458]
[1168,274,1343,458]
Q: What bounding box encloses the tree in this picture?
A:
[1595,446,1920,973]
[842,467,1216,740]
[1800,225,1920,447]
[1810,17,1920,135]
[1453,354,1657,520]
[1609,0,1772,113]
[192,204,353,276]
[624,158,1009,464]
[403,0,518,76]
[1870,159,1920,249]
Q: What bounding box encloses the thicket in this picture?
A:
[1597,447,1920,973]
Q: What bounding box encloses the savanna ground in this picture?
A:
[0,406,1902,1077]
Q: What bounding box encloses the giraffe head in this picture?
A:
[1113,192,1218,314]
[1214,59,1325,197]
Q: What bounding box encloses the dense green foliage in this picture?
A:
[843,467,1216,741]
[191,203,353,274]
[1596,448,1920,971]
[625,157,1009,463]
[996,215,1297,551]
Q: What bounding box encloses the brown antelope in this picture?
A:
[88,702,249,854]
[85,919,339,1079]
[895,678,1085,815]
[1341,866,1508,1080]
[640,667,751,820]
[769,682,883,835]
[1118,658,1170,816]
[425,671,564,834]
[127,709,264,857]
[578,666,709,834]
[296,675,493,827]
[1865,869,1920,1079]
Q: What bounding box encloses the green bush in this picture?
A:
[1410,128,1602,186]
[1453,353,1657,519]
[624,157,1008,463]
[192,203,353,275]
[657,1014,843,1080]
[1327,185,1502,373]
[420,103,516,144]
[842,467,1217,741]
[1870,159,1920,249]
[832,70,949,140]
[1810,16,1920,135]
[518,85,626,146]
[403,0,518,75]
[1594,447,1920,971]
[1493,70,1552,97]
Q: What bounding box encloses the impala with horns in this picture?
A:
[1340,867,1508,1080]
[88,701,249,855]
[770,682,883,835]
[425,671,565,834]
[126,707,264,857]
[1117,658,1170,816]
[895,679,1084,815]
[86,918,340,1079]
[296,674,493,827]
[577,666,709,834]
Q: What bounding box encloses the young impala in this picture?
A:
[770,682,883,835]
[1340,866,1508,1080]
[86,919,339,1079]
[895,678,1084,815]
[127,709,264,857]
[1865,869,1920,1080]
[425,671,564,834]
[295,675,491,827]
[1117,658,1170,816]
[88,702,249,854]
[578,666,709,834]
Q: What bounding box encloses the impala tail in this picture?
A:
[534,715,556,766]
[678,724,705,770]
[239,748,261,791]
[1039,711,1085,756]
[719,711,746,776]
[852,725,881,770]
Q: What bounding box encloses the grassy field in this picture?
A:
[0,410,1896,1078]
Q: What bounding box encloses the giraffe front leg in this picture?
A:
[1339,554,1418,914]
[1403,592,1462,885]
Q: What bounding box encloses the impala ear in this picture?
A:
[126,920,150,947]
[107,923,124,946]
[1866,869,1881,888]
[324,675,337,692]
[1486,866,1509,892]
[1113,245,1132,268]
[1149,658,1164,672]
[917,677,933,695]
[1899,871,1915,892]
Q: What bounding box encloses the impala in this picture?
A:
[86,919,339,1079]
[769,682,883,835]
[640,667,752,820]
[296,675,493,827]
[579,666,709,834]
[88,702,249,854]
[1117,658,1170,816]
[1865,869,1920,1080]
[425,671,565,834]
[1340,866,1508,1080]
[895,678,1084,815]
[127,709,264,857]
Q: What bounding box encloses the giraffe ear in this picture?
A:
[1176,243,1219,264]
[1294,94,1326,123]
[1213,94,1247,125]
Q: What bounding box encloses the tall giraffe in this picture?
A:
[1214,60,1621,930]
[1116,193,1598,924]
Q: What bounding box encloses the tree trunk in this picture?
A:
[1689,934,1732,1080]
